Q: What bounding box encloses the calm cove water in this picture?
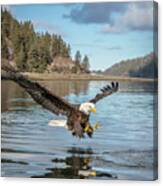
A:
[1,80,157,180]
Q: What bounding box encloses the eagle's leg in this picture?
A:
[83,122,101,137]
[84,122,100,132]
[84,122,94,137]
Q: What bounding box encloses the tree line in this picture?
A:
[104,52,157,78]
[1,9,90,73]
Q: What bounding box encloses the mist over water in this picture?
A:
[1,80,157,180]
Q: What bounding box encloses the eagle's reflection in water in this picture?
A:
[32,147,117,179]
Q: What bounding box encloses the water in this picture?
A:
[1,80,157,180]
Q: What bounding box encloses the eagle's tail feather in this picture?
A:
[48,120,67,128]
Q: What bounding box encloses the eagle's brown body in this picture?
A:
[67,111,93,138]
[2,63,118,138]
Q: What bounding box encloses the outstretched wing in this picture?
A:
[89,82,119,104]
[1,64,76,116]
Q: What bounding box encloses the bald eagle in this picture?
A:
[2,64,119,138]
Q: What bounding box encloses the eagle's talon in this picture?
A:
[93,123,100,131]
[84,123,90,132]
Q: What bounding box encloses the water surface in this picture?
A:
[1,80,157,180]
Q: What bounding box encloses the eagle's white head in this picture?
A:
[79,102,96,115]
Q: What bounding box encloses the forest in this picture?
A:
[1,9,90,73]
[104,52,158,78]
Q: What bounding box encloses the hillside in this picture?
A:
[1,9,90,74]
[46,56,90,74]
[104,53,158,78]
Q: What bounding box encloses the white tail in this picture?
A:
[48,120,67,128]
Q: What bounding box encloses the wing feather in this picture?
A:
[89,82,119,104]
[1,64,76,116]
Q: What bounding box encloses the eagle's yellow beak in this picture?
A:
[91,107,96,113]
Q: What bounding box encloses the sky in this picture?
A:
[4,1,155,70]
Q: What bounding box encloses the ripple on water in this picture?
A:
[1,80,157,180]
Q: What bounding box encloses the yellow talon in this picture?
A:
[84,124,90,132]
[84,122,100,133]
[93,123,100,131]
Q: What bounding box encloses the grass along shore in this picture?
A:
[22,72,157,82]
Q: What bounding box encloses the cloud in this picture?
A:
[101,2,153,33]
[63,1,154,33]
[63,2,127,24]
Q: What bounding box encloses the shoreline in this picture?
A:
[22,72,157,83]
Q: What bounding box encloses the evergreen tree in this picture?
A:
[15,44,27,71]
[67,44,71,58]
[82,55,90,71]
[21,21,35,53]
[73,50,82,73]
[27,40,51,73]
[27,44,39,72]
[38,44,52,72]
[11,24,22,56]
[60,43,68,57]
[51,35,60,58]
[1,9,12,38]
[75,50,81,64]
[1,37,9,59]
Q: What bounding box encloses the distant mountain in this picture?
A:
[104,53,158,78]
